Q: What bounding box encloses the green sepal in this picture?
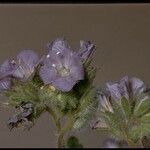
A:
[134,98,150,117]
[129,123,150,143]
[5,79,40,107]
[73,87,98,129]
[121,97,132,120]
[74,58,96,98]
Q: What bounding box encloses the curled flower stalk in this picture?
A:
[0,38,97,148]
[92,76,150,148]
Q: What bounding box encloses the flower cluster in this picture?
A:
[0,38,97,133]
[96,76,149,114]
[92,76,150,147]
[0,38,94,93]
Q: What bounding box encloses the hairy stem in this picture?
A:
[57,114,75,148]
[46,107,61,132]
[58,132,65,148]
[47,107,75,148]
[126,138,137,148]
[46,107,63,148]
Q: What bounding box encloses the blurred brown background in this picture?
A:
[0,4,150,148]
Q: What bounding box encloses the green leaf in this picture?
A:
[101,111,126,140]
[121,97,131,120]
[67,136,83,148]
[73,87,98,129]
[129,123,150,142]
[134,98,150,117]
[73,58,96,98]
[140,113,150,124]
[109,99,127,124]
[34,103,46,117]
[102,111,122,130]
[6,80,40,107]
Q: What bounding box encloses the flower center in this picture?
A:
[58,67,70,77]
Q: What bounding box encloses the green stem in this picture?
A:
[46,107,76,148]
[57,114,75,148]
[126,138,137,148]
[58,132,65,148]
[46,107,61,132]
[46,107,64,148]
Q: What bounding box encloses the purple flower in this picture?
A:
[0,50,39,91]
[7,102,34,130]
[78,40,95,61]
[0,77,12,91]
[47,37,70,54]
[47,38,95,61]
[40,38,84,92]
[0,59,16,91]
[101,76,147,102]
[98,90,114,113]
[12,50,39,81]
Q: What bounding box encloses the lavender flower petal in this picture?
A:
[47,38,70,54]
[0,78,11,91]
[39,62,59,84]
[17,50,39,69]
[0,59,16,78]
[130,77,145,95]
[0,60,16,91]
[106,82,122,101]
[119,76,130,99]
[99,76,148,103]
[78,40,95,61]
[12,50,39,81]
[52,76,77,92]
[70,64,84,81]
[98,91,114,113]
[63,51,84,81]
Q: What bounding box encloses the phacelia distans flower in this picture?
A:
[11,50,39,81]
[0,59,17,91]
[40,38,85,92]
[105,76,148,102]
[7,102,34,130]
[78,40,95,61]
[0,50,39,85]
[96,76,149,114]
[47,38,95,61]
[98,89,114,113]
[0,77,12,91]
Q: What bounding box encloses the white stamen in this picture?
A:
[11,59,15,64]
[56,52,60,55]
[40,86,44,90]
[46,54,50,58]
[52,64,56,67]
